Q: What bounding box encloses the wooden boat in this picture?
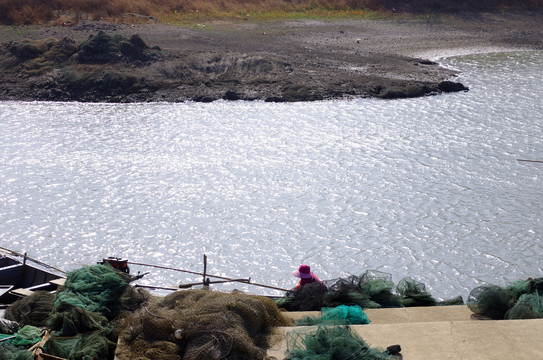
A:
[0,247,65,306]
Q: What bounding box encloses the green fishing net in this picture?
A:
[295,305,370,326]
[45,330,114,360]
[396,277,437,307]
[0,325,42,360]
[505,292,543,320]
[467,285,516,319]
[285,325,394,360]
[8,325,42,346]
[1,264,152,360]
[54,264,130,318]
[359,271,403,308]
[0,343,33,360]
[323,276,382,309]
[42,264,139,360]
[468,278,543,320]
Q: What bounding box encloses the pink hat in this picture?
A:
[292,264,312,279]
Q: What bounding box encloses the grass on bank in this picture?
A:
[1,0,542,25]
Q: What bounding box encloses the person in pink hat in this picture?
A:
[292,264,322,289]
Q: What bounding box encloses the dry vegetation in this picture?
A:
[0,0,542,25]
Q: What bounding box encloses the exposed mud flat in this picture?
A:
[0,11,541,102]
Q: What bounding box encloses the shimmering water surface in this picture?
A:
[1,51,542,300]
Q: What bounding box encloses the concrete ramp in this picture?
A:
[269,306,543,359]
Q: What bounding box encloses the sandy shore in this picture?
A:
[0,11,541,102]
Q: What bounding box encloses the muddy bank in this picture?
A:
[0,12,541,103]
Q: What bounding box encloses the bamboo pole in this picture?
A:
[127,261,289,292]
[177,279,250,289]
[135,284,179,291]
[0,246,65,274]
[203,254,207,286]
[517,159,543,163]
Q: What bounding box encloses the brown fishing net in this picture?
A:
[115,289,292,360]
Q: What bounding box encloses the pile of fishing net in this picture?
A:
[276,270,462,311]
[285,325,399,360]
[115,289,292,360]
[295,304,371,326]
[1,264,150,360]
[467,277,543,320]
[0,325,43,360]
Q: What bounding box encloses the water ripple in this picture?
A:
[0,51,542,299]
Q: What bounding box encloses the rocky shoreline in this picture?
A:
[0,11,541,103]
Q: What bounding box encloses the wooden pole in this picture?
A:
[30,329,51,360]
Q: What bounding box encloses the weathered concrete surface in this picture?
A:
[270,306,543,359]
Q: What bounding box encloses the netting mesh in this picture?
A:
[285,325,394,360]
[467,278,543,320]
[1,264,149,360]
[4,291,55,327]
[295,305,371,326]
[1,264,294,360]
[467,285,516,320]
[505,292,543,319]
[275,270,452,311]
[0,325,42,360]
[396,277,437,307]
[115,289,292,360]
[54,264,131,318]
[43,265,146,360]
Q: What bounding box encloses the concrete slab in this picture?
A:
[268,317,543,360]
[364,305,473,324]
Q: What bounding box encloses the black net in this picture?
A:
[4,291,55,327]
[279,281,329,311]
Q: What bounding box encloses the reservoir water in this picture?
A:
[1,51,542,300]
